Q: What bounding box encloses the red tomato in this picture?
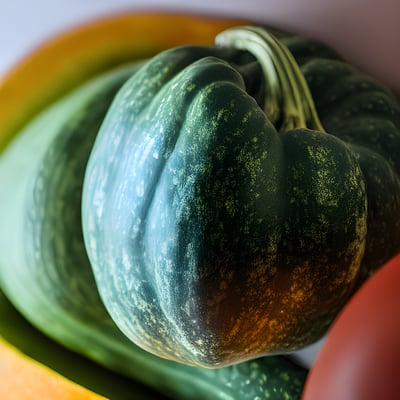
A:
[302,253,400,400]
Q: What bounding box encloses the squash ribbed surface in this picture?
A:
[82,29,400,369]
[0,59,307,399]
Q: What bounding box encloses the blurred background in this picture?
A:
[3,0,255,75]
[2,0,399,92]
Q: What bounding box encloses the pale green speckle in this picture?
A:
[307,144,340,207]
[186,82,196,92]
[242,110,254,124]
[237,148,265,184]
[217,108,229,122]
[225,198,237,217]
[279,372,290,382]
[315,168,338,207]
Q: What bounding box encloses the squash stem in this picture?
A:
[275,32,325,132]
[216,28,281,125]
[215,26,325,133]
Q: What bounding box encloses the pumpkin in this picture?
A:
[0,16,307,400]
[82,26,400,368]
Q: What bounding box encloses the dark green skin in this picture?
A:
[81,41,398,368]
[285,37,400,283]
[0,61,308,399]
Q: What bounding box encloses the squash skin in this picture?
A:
[82,42,371,367]
[0,14,308,399]
[0,56,307,400]
[288,39,400,283]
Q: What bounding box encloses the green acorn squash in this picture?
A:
[82,27,400,368]
[0,57,307,399]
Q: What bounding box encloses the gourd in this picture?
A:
[82,26,400,368]
[0,50,307,400]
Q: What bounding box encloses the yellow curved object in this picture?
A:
[0,336,107,400]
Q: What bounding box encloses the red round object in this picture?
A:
[302,253,400,400]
